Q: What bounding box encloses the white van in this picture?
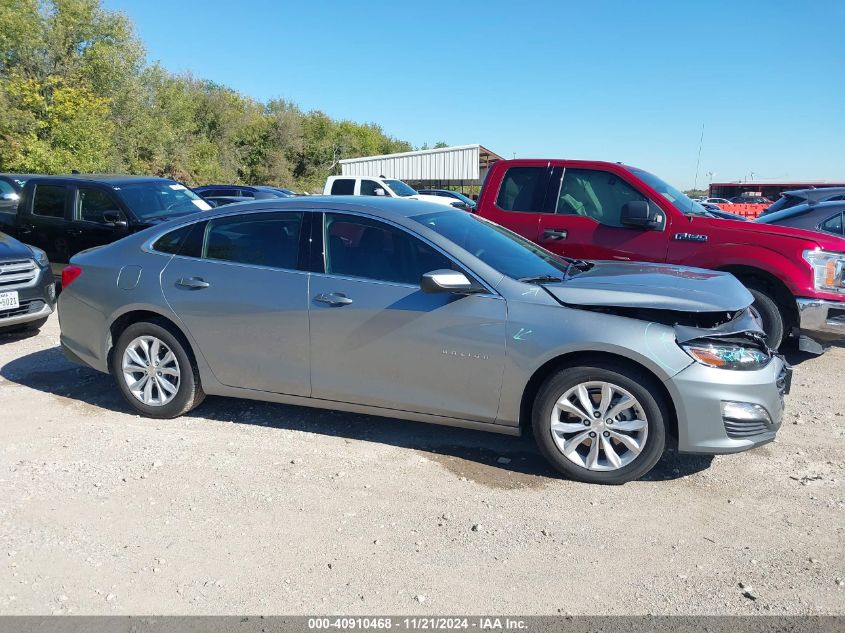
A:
[323,176,461,207]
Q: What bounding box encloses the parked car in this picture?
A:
[194,185,296,199]
[0,173,39,218]
[702,197,732,205]
[730,195,772,204]
[8,175,211,273]
[473,159,845,353]
[756,201,845,237]
[417,189,477,211]
[759,187,845,217]
[57,197,788,485]
[0,231,56,334]
[324,176,463,208]
[697,203,748,221]
[201,195,255,208]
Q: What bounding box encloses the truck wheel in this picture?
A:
[532,362,667,485]
[746,286,785,349]
[111,321,205,419]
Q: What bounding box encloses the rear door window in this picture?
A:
[32,184,67,218]
[495,167,551,212]
[330,179,355,195]
[203,212,303,269]
[820,212,844,236]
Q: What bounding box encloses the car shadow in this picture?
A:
[0,328,42,343]
[1,346,712,485]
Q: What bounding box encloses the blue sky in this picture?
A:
[106,0,844,189]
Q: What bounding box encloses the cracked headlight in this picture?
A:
[803,249,845,294]
[682,342,770,370]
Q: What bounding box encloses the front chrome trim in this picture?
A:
[796,297,845,335]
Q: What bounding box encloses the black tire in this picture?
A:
[532,361,668,484]
[745,285,785,349]
[111,320,205,419]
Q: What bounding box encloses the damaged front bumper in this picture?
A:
[666,356,789,454]
[667,306,789,453]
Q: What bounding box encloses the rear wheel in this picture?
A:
[745,285,785,349]
[532,362,667,484]
[111,321,204,418]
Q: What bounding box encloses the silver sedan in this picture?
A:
[58,197,788,484]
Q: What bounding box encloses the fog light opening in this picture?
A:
[721,401,772,424]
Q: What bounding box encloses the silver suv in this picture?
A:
[57,198,788,484]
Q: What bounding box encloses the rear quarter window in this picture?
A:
[495,167,548,212]
[330,179,355,195]
[152,221,207,257]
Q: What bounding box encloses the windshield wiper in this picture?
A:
[517,274,566,284]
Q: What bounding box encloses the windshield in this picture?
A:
[626,167,707,215]
[413,210,571,280]
[114,182,211,220]
[384,179,418,197]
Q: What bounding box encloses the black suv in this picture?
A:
[10,175,211,273]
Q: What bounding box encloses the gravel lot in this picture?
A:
[0,314,843,615]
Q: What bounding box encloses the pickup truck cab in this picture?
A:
[475,159,845,351]
[324,175,461,208]
[8,175,211,274]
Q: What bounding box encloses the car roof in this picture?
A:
[780,187,845,203]
[172,195,466,222]
[0,173,41,179]
[24,174,179,186]
[756,200,845,224]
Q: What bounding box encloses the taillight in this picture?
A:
[61,265,82,288]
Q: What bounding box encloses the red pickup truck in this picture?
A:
[475,159,845,351]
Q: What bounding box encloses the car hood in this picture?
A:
[542,261,753,312]
[409,194,460,207]
[0,232,34,260]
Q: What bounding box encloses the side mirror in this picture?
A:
[374,187,387,196]
[621,200,661,229]
[421,269,477,294]
[102,210,128,228]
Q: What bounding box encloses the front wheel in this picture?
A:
[111,321,205,419]
[745,286,786,349]
[532,362,667,484]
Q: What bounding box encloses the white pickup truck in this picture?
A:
[323,176,464,208]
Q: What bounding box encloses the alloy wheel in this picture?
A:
[121,335,181,406]
[549,380,648,471]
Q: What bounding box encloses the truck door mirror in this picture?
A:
[103,210,128,228]
[621,200,661,229]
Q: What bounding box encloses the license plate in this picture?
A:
[0,291,19,310]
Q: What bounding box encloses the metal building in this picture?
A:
[339,144,503,190]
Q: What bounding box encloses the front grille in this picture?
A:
[724,418,771,439]
[0,259,37,288]
[0,299,43,320]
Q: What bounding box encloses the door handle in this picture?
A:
[543,228,568,240]
[67,229,82,236]
[314,292,353,307]
[175,277,210,290]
